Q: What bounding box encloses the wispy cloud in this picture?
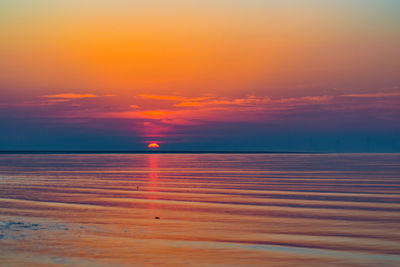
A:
[138,94,210,102]
[341,92,400,98]
[174,96,272,108]
[41,93,98,99]
[100,94,334,127]
[3,90,400,146]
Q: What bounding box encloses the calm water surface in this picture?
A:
[0,154,399,266]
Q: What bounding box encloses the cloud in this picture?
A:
[174,101,204,107]
[3,90,400,147]
[173,95,332,109]
[41,93,98,99]
[174,96,271,108]
[100,94,334,125]
[138,94,210,102]
[275,95,332,104]
[341,92,400,98]
[301,96,333,101]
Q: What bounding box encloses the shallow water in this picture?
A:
[0,154,399,266]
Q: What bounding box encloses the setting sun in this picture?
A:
[147,143,160,149]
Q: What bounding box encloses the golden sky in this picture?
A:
[0,1,399,150]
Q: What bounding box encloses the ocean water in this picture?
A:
[0,153,399,266]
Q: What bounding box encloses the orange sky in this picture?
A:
[1,1,399,97]
[0,1,399,151]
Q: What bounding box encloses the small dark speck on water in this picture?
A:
[155,217,160,220]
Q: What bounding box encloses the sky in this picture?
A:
[0,0,399,152]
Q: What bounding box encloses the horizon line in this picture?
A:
[0,150,398,154]
[0,150,322,154]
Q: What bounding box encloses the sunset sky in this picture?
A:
[1,0,399,151]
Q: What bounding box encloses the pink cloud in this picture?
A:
[98,94,334,125]
[341,92,400,98]
[174,96,271,107]
[301,96,333,101]
[41,93,98,99]
[138,94,210,102]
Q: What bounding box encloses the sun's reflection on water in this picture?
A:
[148,154,159,198]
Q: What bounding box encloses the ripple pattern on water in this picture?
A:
[0,154,399,266]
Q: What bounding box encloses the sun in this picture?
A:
[148,143,160,149]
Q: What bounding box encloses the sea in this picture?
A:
[0,153,399,266]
